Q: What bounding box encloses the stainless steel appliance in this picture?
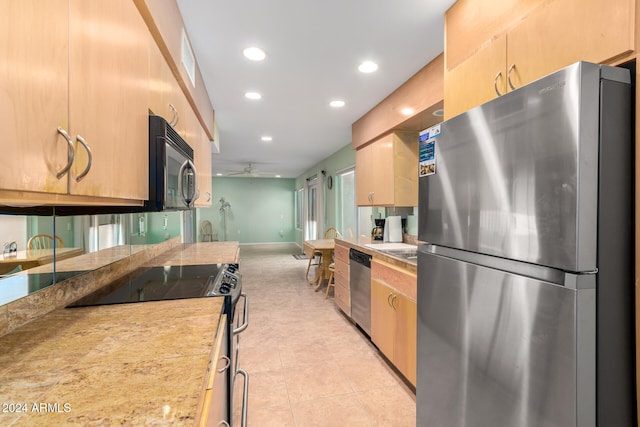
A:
[349,248,372,335]
[146,115,198,211]
[67,262,248,426]
[417,62,634,427]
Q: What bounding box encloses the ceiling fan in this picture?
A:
[224,163,274,177]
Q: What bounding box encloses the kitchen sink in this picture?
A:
[377,248,418,263]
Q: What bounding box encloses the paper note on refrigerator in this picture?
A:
[419,124,439,177]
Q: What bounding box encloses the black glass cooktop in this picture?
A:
[67,264,221,308]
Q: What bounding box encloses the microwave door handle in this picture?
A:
[177,159,189,207]
[179,160,199,208]
[189,160,199,205]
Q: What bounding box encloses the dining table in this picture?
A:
[303,239,335,291]
[0,247,84,275]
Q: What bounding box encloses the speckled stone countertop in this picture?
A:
[335,237,419,273]
[0,297,224,426]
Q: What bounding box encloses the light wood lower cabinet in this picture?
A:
[370,260,417,386]
[333,242,350,315]
[198,315,229,426]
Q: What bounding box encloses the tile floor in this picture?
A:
[232,243,416,427]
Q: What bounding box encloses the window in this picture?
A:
[336,168,356,237]
[307,178,318,240]
[295,188,303,229]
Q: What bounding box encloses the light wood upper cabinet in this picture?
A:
[506,0,635,89]
[444,34,507,119]
[68,0,149,200]
[0,0,70,195]
[356,131,418,207]
[0,0,149,203]
[194,123,212,208]
[444,0,635,119]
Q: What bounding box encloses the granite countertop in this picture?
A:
[335,237,419,273]
[0,297,224,426]
[145,242,240,267]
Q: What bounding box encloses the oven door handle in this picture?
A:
[235,368,249,427]
[233,293,249,335]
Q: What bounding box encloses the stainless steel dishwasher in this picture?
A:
[349,248,372,336]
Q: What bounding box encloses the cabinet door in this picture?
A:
[356,145,373,206]
[195,124,212,207]
[507,0,634,91]
[149,35,176,121]
[68,0,149,200]
[444,34,507,119]
[371,279,396,359]
[370,135,394,205]
[394,293,417,386]
[0,0,70,195]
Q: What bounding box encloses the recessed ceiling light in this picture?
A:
[330,100,345,108]
[358,61,378,73]
[261,136,273,142]
[245,91,262,100]
[275,175,281,178]
[243,46,266,61]
[401,107,415,116]
[216,173,222,176]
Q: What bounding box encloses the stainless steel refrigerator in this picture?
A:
[417,62,635,427]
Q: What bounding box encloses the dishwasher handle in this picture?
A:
[349,249,371,267]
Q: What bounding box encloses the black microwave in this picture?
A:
[146,115,198,211]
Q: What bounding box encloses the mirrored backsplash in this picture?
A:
[0,211,186,306]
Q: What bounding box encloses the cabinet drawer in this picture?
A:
[334,259,349,284]
[334,283,350,315]
[334,244,349,263]
[371,259,417,301]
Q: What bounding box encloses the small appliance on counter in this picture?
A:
[371,219,385,241]
[386,216,403,243]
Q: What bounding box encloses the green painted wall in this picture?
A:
[196,177,296,244]
[294,143,356,247]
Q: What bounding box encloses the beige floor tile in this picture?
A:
[356,384,417,427]
[291,394,374,427]
[238,244,416,425]
[278,339,334,368]
[244,404,296,427]
[239,342,282,373]
[284,362,353,403]
[245,370,290,409]
[340,355,401,392]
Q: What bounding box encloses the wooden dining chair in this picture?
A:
[27,234,64,250]
[200,220,218,242]
[305,227,341,279]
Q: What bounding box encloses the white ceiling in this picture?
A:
[176,0,456,178]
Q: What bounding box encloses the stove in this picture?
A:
[67,263,241,308]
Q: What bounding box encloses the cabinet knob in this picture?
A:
[217,355,230,373]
